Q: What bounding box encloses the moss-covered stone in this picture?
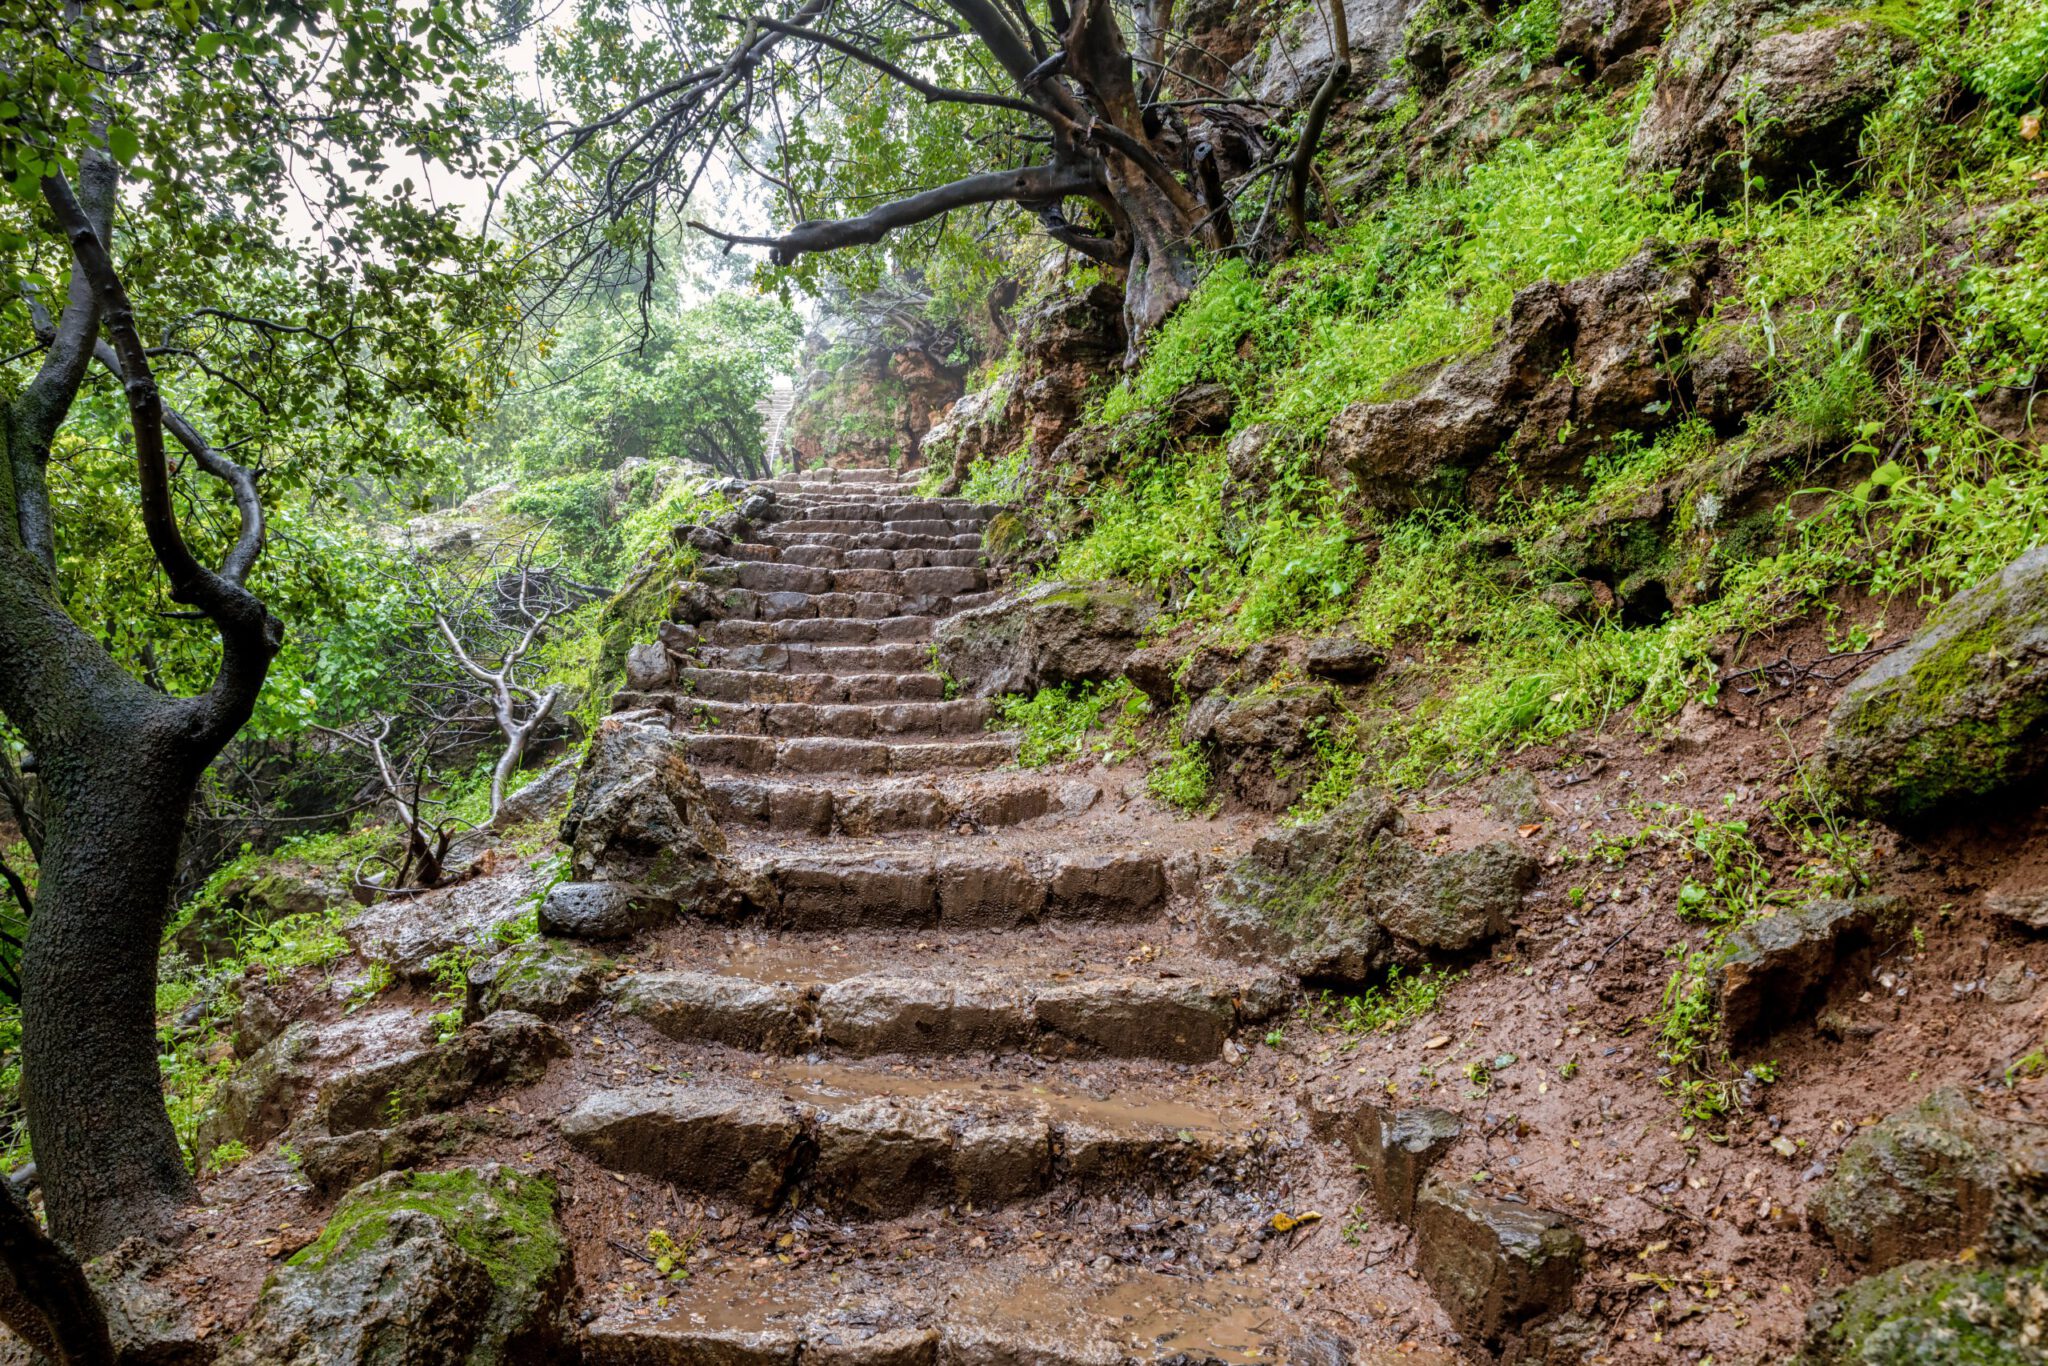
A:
[224,1165,570,1365]
[1802,1258,2048,1364]
[470,938,606,1020]
[1200,791,1536,983]
[1822,547,2048,823]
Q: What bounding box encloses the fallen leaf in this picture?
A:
[1518,823,1543,838]
[1424,1034,1451,1049]
[2023,112,2041,140]
[1769,1136,1797,1158]
[1268,1210,1322,1233]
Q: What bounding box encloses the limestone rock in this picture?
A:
[1556,0,1669,73]
[560,716,756,911]
[1414,1181,1585,1347]
[933,580,1159,699]
[1181,684,1340,810]
[1202,792,1536,982]
[318,1011,566,1136]
[537,882,663,941]
[1808,1089,2048,1270]
[1328,242,1718,511]
[1241,0,1429,107]
[1627,0,1914,202]
[1309,1097,1462,1223]
[1822,547,2048,823]
[1711,897,1892,1046]
[220,1165,569,1366]
[492,756,579,831]
[470,939,606,1020]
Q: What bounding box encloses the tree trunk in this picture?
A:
[0,558,200,1255]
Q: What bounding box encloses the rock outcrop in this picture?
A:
[1202,791,1536,982]
[1327,241,1720,511]
[933,579,1159,698]
[1627,0,1915,202]
[559,715,755,912]
[1822,546,2048,823]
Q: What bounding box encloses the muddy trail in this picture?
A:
[135,463,2048,1366]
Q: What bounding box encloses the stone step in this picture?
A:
[557,1065,1270,1219]
[680,733,1019,776]
[675,668,944,705]
[670,697,994,739]
[768,518,988,539]
[761,468,912,487]
[760,499,993,523]
[706,616,940,647]
[577,1260,1347,1365]
[754,544,985,571]
[691,640,936,675]
[760,529,984,553]
[701,562,991,598]
[607,961,1287,1061]
[704,587,990,623]
[747,847,1169,930]
[705,772,1095,834]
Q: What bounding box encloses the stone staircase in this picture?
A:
[558,468,1429,1361]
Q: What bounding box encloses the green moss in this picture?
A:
[1808,1259,2048,1364]
[291,1166,565,1359]
[1773,0,1924,40]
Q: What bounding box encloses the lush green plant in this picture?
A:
[1317,965,1463,1035]
[996,680,1149,767]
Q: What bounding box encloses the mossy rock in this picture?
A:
[982,509,1033,566]
[223,1165,570,1365]
[470,938,607,1020]
[1802,1258,2048,1364]
[1200,792,1536,983]
[1821,547,2048,824]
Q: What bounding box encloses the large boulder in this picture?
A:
[1328,241,1718,511]
[934,580,1159,699]
[1821,547,2048,824]
[1556,0,1671,74]
[1626,0,1915,202]
[220,1165,570,1366]
[1802,1258,2048,1365]
[1201,792,1536,982]
[1240,0,1428,107]
[560,716,757,912]
[1808,1089,2048,1270]
[1414,1181,1584,1348]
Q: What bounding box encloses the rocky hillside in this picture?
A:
[24,0,2048,1361]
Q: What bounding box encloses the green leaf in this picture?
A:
[108,127,141,165]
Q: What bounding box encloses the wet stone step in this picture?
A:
[759,529,985,553]
[702,562,990,598]
[767,518,988,539]
[576,1260,1322,1365]
[669,698,995,739]
[606,964,1288,1061]
[557,1069,1269,1219]
[753,848,1169,929]
[706,616,939,647]
[705,772,1095,834]
[674,668,945,705]
[691,641,935,675]
[746,545,982,571]
[680,734,1020,776]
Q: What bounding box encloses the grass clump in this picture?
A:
[996,680,1149,767]
[1316,964,1463,1035]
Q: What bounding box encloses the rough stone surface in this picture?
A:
[1556,0,1669,72]
[1032,979,1236,1062]
[1413,1180,1585,1347]
[560,716,755,911]
[613,970,816,1052]
[318,1011,566,1135]
[933,580,1158,698]
[1308,1095,1462,1223]
[1627,0,1914,202]
[1822,546,2048,823]
[1181,684,1340,810]
[1203,792,1535,982]
[1241,0,1428,106]
[1328,241,1718,510]
[1711,898,1891,1046]
[470,939,606,1020]
[558,1084,807,1209]
[537,882,664,941]
[299,1114,471,1192]
[810,1097,1049,1218]
[1808,1089,2048,1270]
[220,1165,569,1366]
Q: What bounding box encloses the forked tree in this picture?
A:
[0,0,504,1334]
